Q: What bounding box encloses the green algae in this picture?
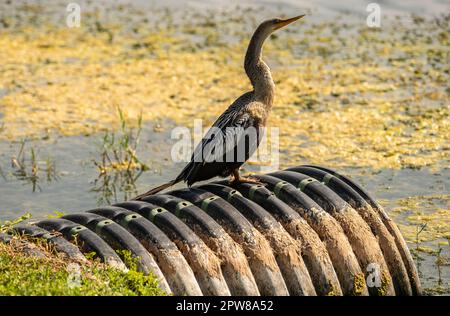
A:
[0,6,448,171]
[0,0,448,295]
[352,273,366,296]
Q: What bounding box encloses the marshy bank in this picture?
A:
[0,0,448,294]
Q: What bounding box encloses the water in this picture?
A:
[0,0,448,294]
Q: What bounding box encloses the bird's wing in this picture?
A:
[176,93,254,182]
[200,111,254,164]
[190,92,253,164]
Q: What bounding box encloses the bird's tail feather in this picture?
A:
[133,179,179,200]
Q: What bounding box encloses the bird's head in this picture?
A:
[245,14,306,81]
[259,15,305,34]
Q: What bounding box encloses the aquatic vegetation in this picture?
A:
[0,8,447,172]
[416,223,429,250]
[385,193,449,293]
[435,242,449,282]
[4,140,58,192]
[91,169,141,205]
[93,107,148,175]
[91,107,149,204]
[390,195,450,243]
[420,240,450,295]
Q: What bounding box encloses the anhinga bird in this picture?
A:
[135,15,304,199]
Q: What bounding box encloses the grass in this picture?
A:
[409,222,450,295]
[422,241,450,295]
[0,215,165,296]
[91,107,149,204]
[0,237,165,296]
[93,107,148,176]
[415,223,428,251]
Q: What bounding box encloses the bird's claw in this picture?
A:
[229,176,265,186]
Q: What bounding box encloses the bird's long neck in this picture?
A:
[244,26,275,107]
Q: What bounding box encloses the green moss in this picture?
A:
[0,242,166,296]
[352,273,366,296]
[376,272,391,296]
[325,285,340,296]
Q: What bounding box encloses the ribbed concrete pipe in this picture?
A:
[238,175,369,295]
[265,171,396,296]
[1,165,420,296]
[11,223,88,264]
[200,183,319,295]
[168,188,291,296]
[137,194,260,295]
[212,181,343,295]
[61,212,172,294]
[86,206,202,296]
[298,165,421,296]
[37,218,127,270]
[285,167,413,296]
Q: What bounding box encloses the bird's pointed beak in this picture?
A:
[274,15,305,29]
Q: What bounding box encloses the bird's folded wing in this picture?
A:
[194,111,255,164]
[177,92,254,181]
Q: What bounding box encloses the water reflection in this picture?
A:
[90,108,148,205]
[5,140,59,192]
[91,167,143,205]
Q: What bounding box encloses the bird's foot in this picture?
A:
[229,175,265,185]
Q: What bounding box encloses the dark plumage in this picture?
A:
[134,15,304,199]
